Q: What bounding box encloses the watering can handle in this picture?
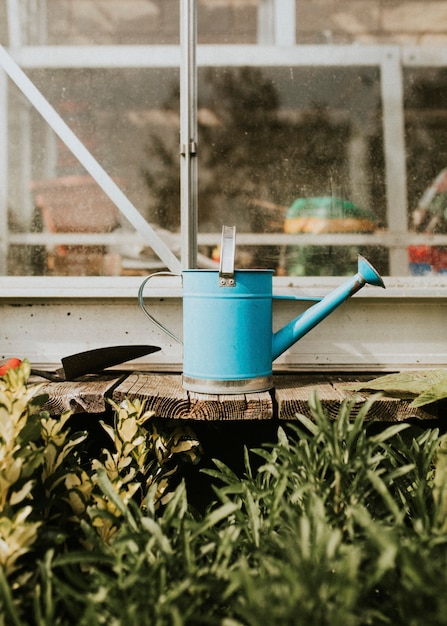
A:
[138,272,183,344]
[219,225,236,286]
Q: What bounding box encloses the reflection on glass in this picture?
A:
[6,69,180,276]
[45,0,180,45]
[42,0,258,46]
[194,66,388,276]
[405,68,447,276]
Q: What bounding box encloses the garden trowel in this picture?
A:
[31,344,161,382]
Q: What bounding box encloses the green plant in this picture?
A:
[346,369,447,407]
[202,394,447,625]
[0,362,204,624]
[0,361,89,624]
[1,363,447,625]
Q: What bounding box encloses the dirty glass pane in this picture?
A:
[405,67,447,276]
[44,0,180,45]
[42,0,258,47]
[295,0,444,47]
[198,0,257,44]
[6,68,179,276]
[196,65,388,276]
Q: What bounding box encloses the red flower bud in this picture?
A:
[0,358,22,376]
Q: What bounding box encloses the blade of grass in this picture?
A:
[0,566,22,626]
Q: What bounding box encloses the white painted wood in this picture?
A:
[10,231,447,248]
[13,45,182,68]
[402,47,447,66]
[274,0,295,46]
[1,275,446,371]
[257,0,275,45]
[10,44,386,69]
[258,0,296,46]
[2,274,447,300]
[6,0,22,48]
[9,231,447,251]
[18,102,33,224]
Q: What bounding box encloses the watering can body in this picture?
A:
[182,268,275,392]
[139,226,385,394]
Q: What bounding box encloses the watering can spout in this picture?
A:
[272,255,385,361]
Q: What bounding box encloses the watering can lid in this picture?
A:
[219,225,236,285]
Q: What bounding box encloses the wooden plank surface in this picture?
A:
[28,372,442,422]
[30,372,125,415]
[274,373,441,422]
[112,373,273,420]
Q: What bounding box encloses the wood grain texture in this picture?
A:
[30,373,125,415]
[274,373,441,421]
[112,373,273,420]
[29,372,442,422]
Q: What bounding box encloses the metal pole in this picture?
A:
[6,0,22,48]
[381,48,409,275]
[258,0,295,45]
[257,0,274,44]
[273,0,296,46]
[0,68,8,274]
[180,0,198,269]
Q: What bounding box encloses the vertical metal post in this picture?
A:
[258,0,296,45]
[180,0,198,269]
[6,0,22,48]
[257,0,274,44]
[19,101,34,222]
[37,0,48,45]
[273,0,296,46]
[0,68,8,274]
[381,47,409,275]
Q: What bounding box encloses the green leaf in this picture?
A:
[411,379,447,407]
[367,470,403,521]
[370,422,410,444]
[9,480,34,505]
[192,502,240,538]
[242,485,261,547]
[295,412,319,436]
[0,566,22,626]
[345,369,447,398]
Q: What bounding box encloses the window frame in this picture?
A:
[4,43,447,274]
[1,0,447,373]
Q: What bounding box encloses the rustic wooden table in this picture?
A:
[30,371,442,422]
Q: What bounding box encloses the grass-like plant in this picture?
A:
[1,361,447,625]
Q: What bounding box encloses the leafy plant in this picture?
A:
[345,369,447,407]
[1,362,447,625]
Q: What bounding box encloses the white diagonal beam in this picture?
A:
[0,44,182,273]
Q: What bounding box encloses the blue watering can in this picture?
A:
[139,226,385,394]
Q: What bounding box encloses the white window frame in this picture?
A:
[1,0,447,371]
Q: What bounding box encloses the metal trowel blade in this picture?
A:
[61,344,161,379]
[31,345,161,381]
